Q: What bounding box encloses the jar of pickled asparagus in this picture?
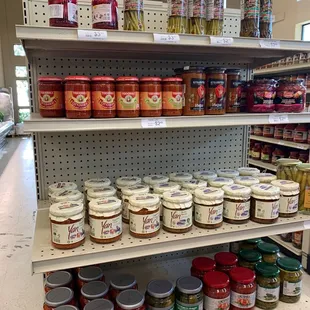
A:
[241,0,260,38]
[276,159,301,182]
[205,0,224,36]
[260,0,273,38]
[296,164,310,214]
[124,0,145,31]
[167,0,188,34]
[188,0,206,34]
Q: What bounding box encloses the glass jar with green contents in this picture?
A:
[240,238,263,250]
[239,249,262,270]
[277,257,303,303]
[296,164,310,214]
[175,276,203,310]
[257,242,280,264]
[255,262,280,310]
[276,159,302,182]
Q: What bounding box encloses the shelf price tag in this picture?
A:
[153,33,180,43]
[259,40,280,49]
[141,118,167,128]
[304,221,310,229]
[77,30,108,41]
[210,36,234,46]
[268,114,289,124]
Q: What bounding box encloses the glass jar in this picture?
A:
[84,178,111,192]
[292,231,303,249]
[167,0,188,33]
[272,148,285,164]
[257,242,280,264]
[237,167,260,177]
[48,182,78,196]
[254,125,263,136]
[239,250,262,270]
[188,0,206,34]
[205,0,224,35]
[143,175,170,191]
[77,266,105,290]
[276,159,301,182]
[84,299,114,310]
[277,257,303,303]
[252,173,277,184]
[261,144,273,163]
[191,257,216,280]
[79,281,109,308]
[260,0,273,38]
[252,143,262,160]
[215,252,238,274]
[274,124,285,139]
[293,124,308,143]
[230,267,256,310]
[162,78,183,116]
[240,81,248,112]
[240,238,263,250]
[91,76,116,118]
[283,124,296,141]
[295,164,310,213]
[280,233,292,242]
[193,170,217,181]
[208,177,234,188]
[92,0,118,29]
[205,67,226,115]
[115,176,142,200]
[240,0,260,37]
[116,290,145,310]
[109,274,138,302]
[169,172,193,185]
[263,125,275,138]
[203,271,230,310]
[45,271,73,293]
[123,0,145,31]
[48,0,78,28]
[226,69,241,113]
[255,262,280,310]
[50,189,84,205]
[38,77,65,117]
[299,151,309,163]
[64,76,91,119]
[217,169,239,178]
[234,176,259,187]
[87,186,117,204]
[56,306,79,310]
[44,287,76,310]
[181,179,207,195]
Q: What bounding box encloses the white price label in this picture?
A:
[210,36,234,46]
[304,221,310,229]
[141,118,167,128]
[268,114,289,124]
[259,40,280,48]
[77,30,108,41]
[153,33,180,43]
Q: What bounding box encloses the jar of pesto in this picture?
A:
[240,238,263,250]
[257,242,280,264]
[239,249,262,270]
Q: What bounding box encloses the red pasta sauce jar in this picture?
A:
[44,287,76,310]
[140,77,162,117]
[109,274,138,303]
[162,77,183,116]
[116,290,145,310]
[48,0,78,28]
[214,252,238,274]
[92,0,118,29]
[191,257,216,280]
[79,281,109,308]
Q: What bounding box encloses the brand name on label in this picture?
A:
[68,223,84,241]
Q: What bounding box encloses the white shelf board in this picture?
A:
[254,63,310,76]
[24,112,310,133]
[32,205,310,273]
[250,135,310,150]
[269,235,302,256]
[248,158,277,172]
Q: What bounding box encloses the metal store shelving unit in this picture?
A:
[254,62,310,77]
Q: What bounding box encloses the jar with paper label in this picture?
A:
[250,184,280,224]
[230,267,256,310]
[193,187,224,229]
[270,180,299,217]
[169,172,193,185]
[77,266,105,290]
[215,252,238,274]
[109,274,138,303]
[45,271,73,293]
[84,178,111,192]
[162,78,183,116]
[193,170,217,181]
[254,125,263,136]
[188,0,206,34]
[226,69,241,113]
[238,167,260,177]
[115,176,142,199]
[252,143,261,160]
[223,184,251,224]
[293,124,308,143]
[234,176,259,187]
[191,257,216,280]
[283,124,296,141]
[253,173,277,184]
[295,164,310,213]
[143,175,170,191]
[292,231,303,249]
[92,0,118,29]
[209,177,234,188]
[50,189,84,205]
[44,287,76,310]
[121,184,149,223]
[272,148,285,164]
[123,0,145,31]
[182,179,207,194]
[263,125,275,138]
[48,0,78,28]
[162,190,193,233]
[217,169,239,178]
[261,144,273,163]
[87,186,117,204]
[48,182,78,196]
[205,0,224,35]
[128,194,160,238]
[277,257,302,303]
[167,0,188,34]
[274,124,285,139]
[276,159,301,182]
[80,281,109,308]
[49,201,85,249]
[257,242,280,264]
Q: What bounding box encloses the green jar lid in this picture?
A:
[255,262,280,277]
[277,257,302,271]
[239,250,262,262]
[246,238,262,244]
[257,242,280,254]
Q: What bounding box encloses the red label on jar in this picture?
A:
[39,90,64,110]
[65,91,91,111]
[92,90,115,110]
[254,91,275,105]
[140,91,162,110]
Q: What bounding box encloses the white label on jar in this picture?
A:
[176,300,203,310]
[130,210,160,234]
[203,294,230,310]
[283,281,302,296]
[51,218,85,245]
[256,285,279,303]
[68,2,78,22]
[254,200,279,219]
[163,207,192,229]
[231,291,256,309]
[89,214,122,239]
[195,203,223,224]
[49,4,64,18]
[149,305,175,310]
[93,4,112,23]
[223,200,250,220]
[122,200,129,220]
[280,194,299,214]
[252,151,261,159]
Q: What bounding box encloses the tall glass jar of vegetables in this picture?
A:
[260,0,272,38]
[206,0,224,35]
[188,0,207,34]
[124,0,145,31]
[167,0,188,33]
[240,0,260,37]
[296,164,310,214]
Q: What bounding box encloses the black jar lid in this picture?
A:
[183,66,206,72]
[225,69,241,74]
[55,306,79,310]
[205,67,226,73]
[78,266,103,282]
[116,289,145,310]
[81,281,108,299]
[46,271,72,289]
[176,276,202,294]
[147,279,174,298]
[84,299,114,310]
[110,274,137,290]
[45,287,74,307]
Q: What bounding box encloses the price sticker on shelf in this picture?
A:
[153,34,180,43]
[304,221,310,229]
[141,118,167,128]
[77,30,108,41]
[268,114,289,124]
[259,40,280,49]
[210,36,234,46]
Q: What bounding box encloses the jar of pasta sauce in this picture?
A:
[169,172,193,185]
[91,76,116,118]
[252,143,261,160]
[234,176,259,187]
[226,69,241,113]
[116,290,145,310]
[162,78,183,116]
[140,77,162,117]
[283,124,296,141]
[84,299,114,310]
[274,124,285,139]
[80,281,109,308]
[92,0,118,29]
[77,266,105,289]
[191,257,216,280]
[38,77,65,117]
[253,125,263,136]
[240,81,248,112]
[230,267,256,310]
[45,271,73,293]
[56,306,79,310]
[293,124,308,143]
[87,187,116,204]
[44,287,76,310]
[261,144,273,163]
[215,252,238,274]
[263,125,275,138]
[109,274,138,302]
[116,77,139,118]
[64,76,91,119]
[48,0,78,28]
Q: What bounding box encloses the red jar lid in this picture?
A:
[229,267,255,284]
[64,76,91,82]
[140,77,162,82]
[203,271,230,289]
[91,76,115,82]
[38,76,63,82]
[215,252,238,266]
[162,77,182,82]
[116,76,139,82]
[192,257,216,272]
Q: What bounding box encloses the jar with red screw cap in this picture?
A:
[162,77,183,116]
[92,0,118,29]
[190,257,216,280]
[140,77,162,117]
[48,0,78,28]
[215,252,238,274]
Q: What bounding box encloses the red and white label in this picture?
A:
[195,203,223,224]
[89,214,122,239]
[130,210,160,234]
[280,195,298,214]
[51,219,85,245]
[231,291,256,309]
[163,208,192,229]
[254,200,279,219]
[203,294,230,310]
[224,200,250,220]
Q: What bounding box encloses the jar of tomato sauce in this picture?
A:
[44,287,76,310]
[139,77,162,117]
[48,0,78,28]
[92,0,118,29]
[109,274,138,302]
[116,290,145,310]
[261,144,273,163]
[274,124,285,139]
[116,77,139,118]
[252,143,262,160]
[190,257,216,280]
[162,78,183,116]
[79,281,109,308]
[283,124,296,141]
[38,77,65,117]
[215,252,238,274]
[91,76,116,118]
[77,266,105,289]
[226,69,241,113]
[64,76,91,119]
[263,125,275,138]
[44,270,73,293]
[294,124,308,143]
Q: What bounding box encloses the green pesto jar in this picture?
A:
[257,242,280,264]
[239,249,262,270]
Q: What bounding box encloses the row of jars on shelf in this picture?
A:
[280,231,304,249]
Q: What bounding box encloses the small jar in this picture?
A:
[226,69,241,113]
[193,170,217,181]
[80,281,109,308]
[128,194,160,238]
[293,124,308,143]
[271,180,299,217]
[277,257,303,303]
[272,148,285,164]
[91,76,116,118]
[84,178,112,192]
[281,233,292,242]
[49,201,85,249]
[283,124,296,141]
[64,76,91,119]
[257,242,280,264]
[139,77,162,117]
[255,262,280,310]
[250,184,280,224]
[50,189,84,205]
[203,271,230,310]
[162,78,183,116]
[162,190,193,233]
[48,182,78,196]
[45,271,73,293]
[217,169,239,178]
[48,0,78,28]
[208,177,234,188]
[276,159,301,182]
[191,257,216,280]
[143,175,170,192]
[299,151,309,163]
[293,231,303,249]
[253,173,277,184]
[234,176,260,187]
[252,143,262,160]
[116,77,140,118]
[263,125,275,138]
[237,167,260,177]
[169,172,193,185]
[84,299,114,310]
[176,276,203,310]
[115,176,142,199]
[193,187,224,229]
[56,306,79,310]
[145,280,175,310]
[44,287,76,310]
[38,77,65,117]
[89,197,122,243]
[261,144,273,163]
[77,266,105,290]
[230,242,241,255]
[92,0,118,29]
[181,179,207,194]
[274,124,285,139]
[214,252,238,274]
[254,125,264,136]
[239,250,262,270]
[240,238,263,250]
[109,274,138,302]
[116,290,145,310]
[87,186,117,203]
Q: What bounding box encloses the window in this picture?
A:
[302,23,310,41]
[13,44,26,57]
[15,66,27,78]
[16,80,30,107]
[18,108,30,123]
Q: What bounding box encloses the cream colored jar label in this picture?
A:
[257,284,279,303]
[195,203,223,224]
[122,200,129,220]
[231,291,256,309]
[89,214,122,239]
[203,294,230,310]
[280,194,299,214]
[163,207,192,229]
[283,281,302,296]
[51,218,85,245]
[130,210,160,234]
[223,200,250,220]
[254,200,279,219]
